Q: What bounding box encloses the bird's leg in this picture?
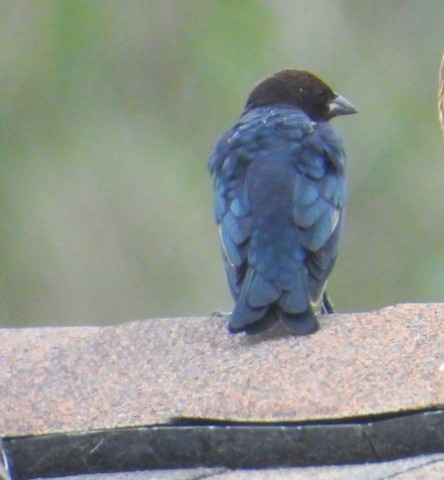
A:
[320,291,335,314]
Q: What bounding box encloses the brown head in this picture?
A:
[244,69,357,122]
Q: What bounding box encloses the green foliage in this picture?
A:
[1,1,444,326]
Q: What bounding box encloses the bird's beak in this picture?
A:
[328,94,357,118]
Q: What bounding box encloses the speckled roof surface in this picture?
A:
[1,303,443,436]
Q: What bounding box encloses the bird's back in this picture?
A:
[210,106,347,334]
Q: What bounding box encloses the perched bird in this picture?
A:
[209,70,357,334]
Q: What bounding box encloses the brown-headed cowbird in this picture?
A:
[209,70,357,334]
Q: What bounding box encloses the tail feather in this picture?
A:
[228,268,278,332]
[228,304,268,332]
[229,307,278,334]
[228,266,319,336]
[279,308,319,335]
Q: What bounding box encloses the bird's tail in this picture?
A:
[279,308,319,335]
[228,267,320,335]
[228,269,279,334]
[229,306,279,334]
[229,305,318,335]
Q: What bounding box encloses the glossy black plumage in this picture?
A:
[209,70,356,334]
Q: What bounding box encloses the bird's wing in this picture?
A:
[209,118,254,298]
[291,121,347,303]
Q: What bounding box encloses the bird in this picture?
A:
[209,70,357,334]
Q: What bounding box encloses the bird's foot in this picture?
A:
[320,291,335,314]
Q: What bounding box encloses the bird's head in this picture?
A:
[244,70,357,122]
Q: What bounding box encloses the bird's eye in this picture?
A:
[315,87,327,98]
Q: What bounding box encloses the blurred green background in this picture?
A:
[1,0,444,327]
